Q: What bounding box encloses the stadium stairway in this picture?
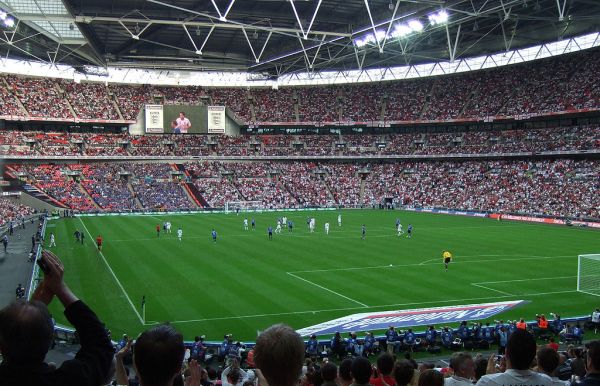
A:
[174,164,207,207]
[78,183,102,210]
[1,77,29,117]
[126,183,145,210]
[183,182,207,208]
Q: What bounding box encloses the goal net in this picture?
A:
[577,254,600,296]
[225,201,264,213]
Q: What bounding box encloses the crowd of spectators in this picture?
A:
[10,164,96,211]
[71,163,137,211]
[194,178,243,207]
[6,158,598,218]
[2,125,595,157]
[131,180,193,210]
[0,197,34,227]
[1,47,600,123]
[4,75,73,119]
[0,83,24,116]
[61,81,120,120]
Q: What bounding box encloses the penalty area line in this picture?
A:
[292,255,573,274]
[471,283,514,296]
[78,218,145,325]
[286,272,369,308]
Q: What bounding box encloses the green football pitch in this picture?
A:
[45,210,600,341]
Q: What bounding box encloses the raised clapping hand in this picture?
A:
[32,250,78,307]
[185,359,201,386]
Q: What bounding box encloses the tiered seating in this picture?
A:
[0,83,24,116]
[109,84,152,120]
[72,164,136,211]
[253,88,296,122]
[279,163,335,207]
[210,88,252,122]
[61,81,120,120]
[12,164,95,210]
[4,75,72,119]
[194,178,243,207]
[0,197,35,226]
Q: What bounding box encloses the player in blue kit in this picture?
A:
[361,224,366,240]
[268,226,273,240]
[406,224,413,238]
[211,229,217,242]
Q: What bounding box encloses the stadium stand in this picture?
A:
[0,197,34,227]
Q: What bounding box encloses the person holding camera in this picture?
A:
[0,250,114,386]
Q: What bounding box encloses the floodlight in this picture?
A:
[408,19,423,32]
[0,11,6,20]
[4,17,14,28]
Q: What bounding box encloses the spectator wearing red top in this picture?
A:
[547,337,559,352]
[371,353,396,386]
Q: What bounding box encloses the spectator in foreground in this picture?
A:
[371,353,396,386]
[339,358,354,386]
[254,323,305,386]
[535,347,566,386]
[445,352,475,386]
[351,356,373,386]
[395,359,416,386]
[476,330,550,386]
[419,369,444,386]
[320,362,338,386]
[133,324,202,386]
[573,341,600,386]
[0,250,114,386]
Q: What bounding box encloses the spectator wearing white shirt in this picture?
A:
[445,352,476,386]
[476,330,551,386]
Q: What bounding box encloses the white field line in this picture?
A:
[291,255,573,274]
[286,272,369,307]
[78,218,145,325]
[147,289,579,325]
[473,276,577,285]
[471,283,514,296]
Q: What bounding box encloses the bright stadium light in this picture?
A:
[354,29,386,47]
[0,11,6,20]
[4,17,15,28]
[391,24,412,38]
[408,19,423,32]
[429,10,449,26]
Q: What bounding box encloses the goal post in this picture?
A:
[225,201,264,213]
[577,254,600,297]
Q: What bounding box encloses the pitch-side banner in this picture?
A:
[296,300,527,336]
[145,105,164,133]
[207,106,226,134]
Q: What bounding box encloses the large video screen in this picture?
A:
[162,105,206,134]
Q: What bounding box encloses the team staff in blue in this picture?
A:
[385,326,399,354]
[306,335,319,358]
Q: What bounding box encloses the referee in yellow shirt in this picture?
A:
[442,251,453,271]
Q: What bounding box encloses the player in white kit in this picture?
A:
[49,233,56,247]
[324,222,330,235]
[338,214,342,227]
[244,218,248,231]
[177,228,183,241]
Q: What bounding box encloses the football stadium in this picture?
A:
[0,0,599,385]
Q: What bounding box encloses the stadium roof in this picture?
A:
[0,0,599,78]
